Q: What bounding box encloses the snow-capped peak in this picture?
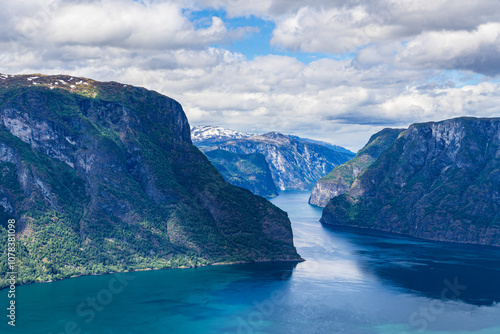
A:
[191,125,254,143]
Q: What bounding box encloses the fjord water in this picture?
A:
[4,192,500,334]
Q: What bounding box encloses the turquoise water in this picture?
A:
[2,191,500,333]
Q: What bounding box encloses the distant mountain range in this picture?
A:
[320,117,500,247]
[192,126,355,195]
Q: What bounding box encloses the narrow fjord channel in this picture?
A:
[4,191,500,334]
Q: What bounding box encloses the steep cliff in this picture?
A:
[217,132,354,191]
[309,128,404,207]
[0,74,301,288]
[287,135,355,155]
[204,149,278,198]
[321,117,500,247]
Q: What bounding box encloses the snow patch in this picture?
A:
[65,136,77,145]
[191,125,254,143]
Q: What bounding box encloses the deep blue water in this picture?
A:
[3,191,500,333]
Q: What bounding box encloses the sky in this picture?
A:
[1,0,500,151]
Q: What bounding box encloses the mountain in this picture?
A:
[204,149,278,198]
[216,132,355,191]
[309,128,404,207]
[287,135,354,155]
[0,74,301,288]
[191,125,253,150]
[191,126,278,197]
[191,126,355,194]
[320,117,500,247]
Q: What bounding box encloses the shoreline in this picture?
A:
[0,257,304,290]
[321,223,500,250]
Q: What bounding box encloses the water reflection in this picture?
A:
[321,225,500,306]
[271,192,500,307]
[4,191,500,334]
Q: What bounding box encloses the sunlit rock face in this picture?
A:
[216,132,354,191]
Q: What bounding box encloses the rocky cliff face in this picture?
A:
[0,74,301,287]
[309,128,404,207]
[217,132,354,191]
[204,149,278,198]
[321,117,500,247]
[287,135,355,155]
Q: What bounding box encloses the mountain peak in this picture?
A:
[260,132,288,139]
[191,125,253,144]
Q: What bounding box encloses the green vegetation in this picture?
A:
[205,149,278,198]
[321,118,500,246]
[320,128,404,183]
[310,128,405,207]
[0,75,300,289]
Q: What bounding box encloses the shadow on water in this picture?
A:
[206,261,298,296]
[8,261,299,334]
[322,225,500,306]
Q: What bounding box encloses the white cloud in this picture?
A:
[1,0,500,151]
[395,23,500,75]
[269,1,500,76]
[271,6,381,54]
[112,55,499,150]
[197,0,347,18]
[12,1,228,50]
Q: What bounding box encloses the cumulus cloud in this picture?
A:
[110,54,499,150]
[395,23,500,75]
[269,0,500,76]
[1,0,500,150]
[197,0,348,18]
[269,0,500,49]
[270,5,393,54]
[11,1,229,50]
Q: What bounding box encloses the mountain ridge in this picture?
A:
[193,126,355,192]
[309,128,404,207]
